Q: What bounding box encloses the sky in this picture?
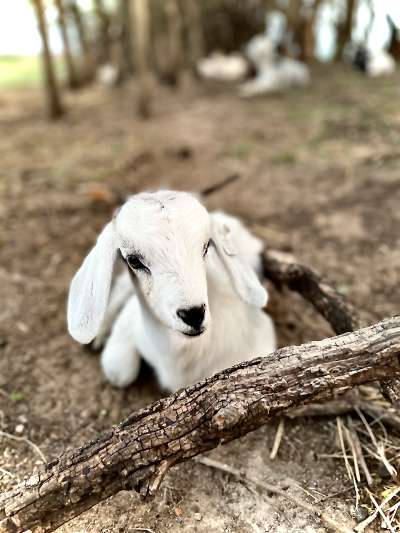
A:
[0,0,400,58]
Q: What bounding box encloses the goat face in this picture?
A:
[67,191,211,343]
[116,191,211,336]
[67,190,268,345]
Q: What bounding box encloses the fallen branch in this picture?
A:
[0,317,399,533]
[263,248,400,407]
[262,248,362,334]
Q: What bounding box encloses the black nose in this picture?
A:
[177,305,205,330]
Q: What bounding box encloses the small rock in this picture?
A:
[350,505,369,522]
[194,513,202,521]
[378,463,392,479]
[15,424,24,435]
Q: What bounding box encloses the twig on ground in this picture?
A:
[0,431,46,463]
[355,408,399,483]
[367,490,396,533]
[337,418,354,481]
[344,420,361,483]
[201,173,241,197]
[347,420,373,487]
[0,469,14,479]
[270,418,285,460]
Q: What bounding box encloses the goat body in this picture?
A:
[68,192,276,392]
[240,34,310,97]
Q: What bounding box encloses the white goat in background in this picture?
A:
[239,34,310,97]
[67,191,276,392]
[197,51,248,82]
[351,45,396,78]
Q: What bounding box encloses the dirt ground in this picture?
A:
[0,65,399,532]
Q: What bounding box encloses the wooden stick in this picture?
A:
[263,248,400,407]
[0,317,399,533]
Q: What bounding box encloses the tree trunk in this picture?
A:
[300,0,322,63]
[181,0,204,75]
[120,0,135,75]
[163,0,183,87]
[1,316,399,533]
[388,15,400,61]
[93,0,111,66]
[54,0,80,89]
[132,0,152,118]
[31,0,65,119]
[335,0,356,61]
[65,0,95,82]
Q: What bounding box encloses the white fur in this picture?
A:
[368,50,396,77]
[239,34,310,97]
[67,191,276,392]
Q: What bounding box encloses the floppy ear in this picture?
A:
[211,216,268,308]
[67,222,117,344]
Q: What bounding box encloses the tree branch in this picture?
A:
[1,317,399,533]
[263,248,400,407]
[262,249,362,334]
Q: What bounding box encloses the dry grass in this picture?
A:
[333,387,400,531]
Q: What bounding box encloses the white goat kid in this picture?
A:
[67,191,276,392]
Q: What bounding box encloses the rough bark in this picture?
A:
[0,317,399,533]
[32,0,65,119]
[132,0,152,118]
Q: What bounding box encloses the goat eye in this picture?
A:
[126,254,149,272]
[203,239,211,257]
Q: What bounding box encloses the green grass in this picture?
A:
[0,55,65,89]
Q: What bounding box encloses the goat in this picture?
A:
[352,45,396,78]
[197,51,249,82]
[67,191,276,392]
[239,34,310,97]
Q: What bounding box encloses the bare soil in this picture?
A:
[0,65,399,532]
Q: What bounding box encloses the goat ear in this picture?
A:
[67,222,117,344]
[211,217,268,308]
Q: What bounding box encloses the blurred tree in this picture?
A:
[120,0,135,75]
[133,0,152,118]
[388,15,400,60]
[164,0,183,86]
[31,0,65,119]
[182,0,205,75]
[299,0,323,62]
[335,0,356,61]
[94,0,112,65]
[65,0,95,82]
[54,0,80,88]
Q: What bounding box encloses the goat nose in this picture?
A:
[177,305,205,329]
